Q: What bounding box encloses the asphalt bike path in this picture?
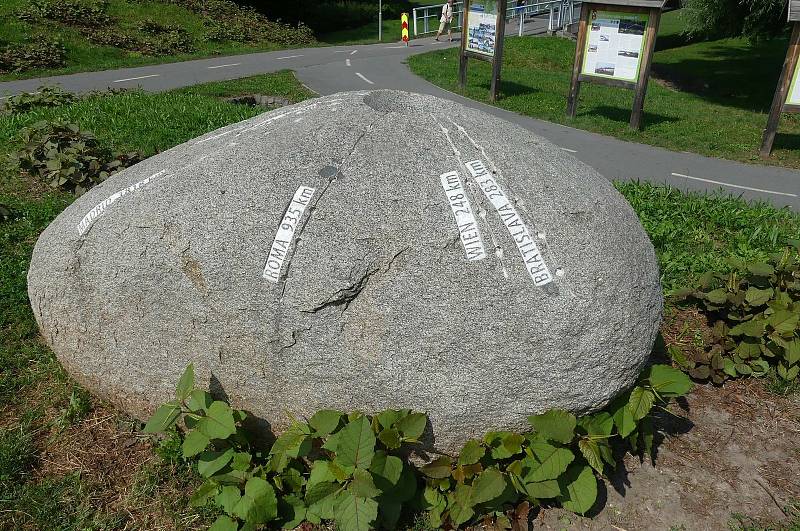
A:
[1,17,797,209]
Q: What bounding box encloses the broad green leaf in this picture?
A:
[527,410,576,444]
[305,481,341,510]
[458,439,485,466]
[143,402,181,433]
[524,441,575,482]
[646,365,693,397]
[786,340,800,365]
[389,464,418,503]
[215,485,242,514]
[470,467,506,505]
[627,387,655,421]
[640,417,655,460]
[734,340,762,360]
[280,467,305,493]
[376,409,408,430]
[182,429,210,458]
[175,364,195,401]
[198,448,234,478]
[730,319,767,338]
[705,288,728,305]
[231,452,252,472]
[484,431,525,459]
[610,396,636,437]
[421,456,452,479]
[186,390,212,412]
[558,464,597,515]
[336,416,376,470]
[578,439,604,474]
[309,410,343,436]
[396,412,427,440]
[747,262,775,276]
[769,310,799,334]
[280,494,307,529]
[578,412,613,437]
[269,425,312,472]
[198,401,236,440]
[350,469,381,498]
[369,452,403,490]
[232,477,277,524]
[209,515,238,531]
[787,364,800,380]
[329,459,355,481]
[524,479,561,499]
[745,287,773,307]
[190,480,219,507]
[308,460,336,489]
[334,491,378,531]
[449,484,475,526]
[378,428,401,450]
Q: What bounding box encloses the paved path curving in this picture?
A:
[2,17,798,209]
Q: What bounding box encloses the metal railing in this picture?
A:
[411,0,581,37]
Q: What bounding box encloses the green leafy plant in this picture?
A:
[675,243,800,383]
[15,120,143,195]
[5,86,76,115]
[0,41,66,74]
[146,364,691,530]
[17,0,113,27]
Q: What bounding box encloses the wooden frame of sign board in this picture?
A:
[458,0,508,102]
[760,2,800,157]
[565,0,665,130]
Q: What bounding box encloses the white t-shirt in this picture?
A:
[441,3,453,23]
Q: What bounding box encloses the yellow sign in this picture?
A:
[401,13,409,43]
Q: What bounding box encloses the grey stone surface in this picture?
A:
[28,90,662,453]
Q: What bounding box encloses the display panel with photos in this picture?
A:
[582,10,649,82]
[787,59,800,106]
[465,0,498,57]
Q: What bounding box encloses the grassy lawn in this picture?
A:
[1,68,799,527]
[408,10,800,168]
[0,0,314,81]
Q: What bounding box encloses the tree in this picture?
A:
[680,0,788,41]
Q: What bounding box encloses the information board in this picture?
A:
[582,10,649,82]
[465,0,499,57]
[788,60,800,106]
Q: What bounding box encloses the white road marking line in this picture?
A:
[346,58,351,67]
[350,50,358,55]
[276,54,303,60]
[560,147,577,153]
[333,50,349,53]
[355,72,374,85]
[112,74,160,83]
[207,63,241,69]
[671,172,798,198]
[195,129,234,144]
[385,45,407,48]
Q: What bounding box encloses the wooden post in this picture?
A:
[760,22,800,158]
[566,2,590,118]
[490,0,508,102]
[629,7,661,130]
[459,0,470,91]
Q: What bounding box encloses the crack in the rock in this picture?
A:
[304,264,381,314]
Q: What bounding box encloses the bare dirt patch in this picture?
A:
[536,378,800,530]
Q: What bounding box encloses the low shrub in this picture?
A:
[15,120,144,196]
[145,363,691,530]
[82,28,194,56]
[17,0,113,27]
[5,86,76,115]
[0,41,66,74]
[0,204,16,222]
[136,18,184,35]
[675,242,800,384]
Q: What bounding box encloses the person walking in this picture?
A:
[435,0,454,42]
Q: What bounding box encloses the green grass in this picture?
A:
[408,10,800,168]
[0,71,314,528]
[0,0,308,80]
[0,68,798,527]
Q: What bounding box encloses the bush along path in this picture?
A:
[673,242,800,385]
[143,364,692,531]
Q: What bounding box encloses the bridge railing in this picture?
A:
[411,0,581,37]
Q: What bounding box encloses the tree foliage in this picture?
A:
[680,0,788,41]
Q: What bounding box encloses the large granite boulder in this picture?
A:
[28,90,662,453]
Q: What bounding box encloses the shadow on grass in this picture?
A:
[499,79,541,98]
[587,105,680,128]
[771,131,800,152]
[651,37,788,113]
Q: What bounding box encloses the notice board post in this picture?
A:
[760,3,800,158]
[459,0,508,102]
[566,0,664,130]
